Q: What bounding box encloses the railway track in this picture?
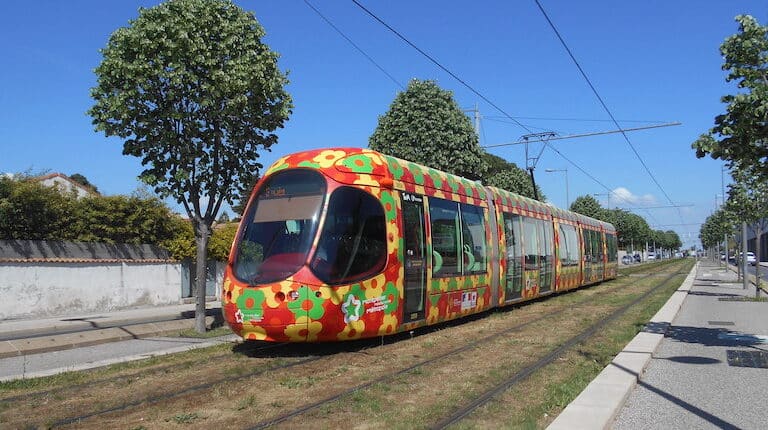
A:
[0,260,687,429]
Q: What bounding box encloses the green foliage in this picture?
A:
[700,209,734,249]
[369,79,487,180]
[75,194,181,245]
[69,173,99,193]
[0,175,186,245]
[569,195,607,220]
[0,177,79,240]
[89,0,292,221]
[161,219,196,260]
[89,0,292,330]
[692,15,768,182]
[208,223,239,261]
[603,209,652,250]
[482,153,545,200]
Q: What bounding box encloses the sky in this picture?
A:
[2,1,767,250]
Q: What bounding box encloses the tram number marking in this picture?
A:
[402,193,423,203]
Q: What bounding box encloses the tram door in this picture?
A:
[402,194,426,323]
[503,213,523,301]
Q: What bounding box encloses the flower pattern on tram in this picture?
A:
[285,316,323,342]
[222,147,616,342]
[287,285,325,320]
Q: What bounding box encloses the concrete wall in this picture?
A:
[0,262,183,320]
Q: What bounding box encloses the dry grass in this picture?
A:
[0,260,692,429]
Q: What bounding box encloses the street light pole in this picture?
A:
[545,168,569,208]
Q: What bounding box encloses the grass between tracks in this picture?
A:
[0,259,693,429]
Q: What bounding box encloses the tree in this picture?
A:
[89,0,292,332]
[699,209,733,250]
[482,153,545,200]
[0,176,78,240]
[724,169,768,296]
[369,79,488,180]
[604,209,651,252]
[69,173,99,194]
[75,194,181,245]
[693,15,768,182]
[569,195,606,220]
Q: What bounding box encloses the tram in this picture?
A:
[221,148,617,342]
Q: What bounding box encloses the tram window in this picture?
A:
[606,233,617,262]
[522,217,539,270]
[310,187,386,284]
[596,231,604,262]
[429,198,461,276]
[542,220,553,267]
[233,169,325,284]
[460,203,486,273]
[559,224,579,266]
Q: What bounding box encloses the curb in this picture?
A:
[0,316,215,359]
[547,262,698,430]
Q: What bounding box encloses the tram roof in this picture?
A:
[263,147,615,232]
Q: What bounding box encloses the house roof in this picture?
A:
[35,173,98,196]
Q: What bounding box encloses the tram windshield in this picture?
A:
[233,170,326,284]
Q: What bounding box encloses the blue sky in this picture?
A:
[2,1,766,249]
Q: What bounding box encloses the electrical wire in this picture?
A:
[304,0,405,90]
[351,0,534,134]
[533,0,681,222]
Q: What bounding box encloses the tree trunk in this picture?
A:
[756,225,762,299]
[193,219,212,333]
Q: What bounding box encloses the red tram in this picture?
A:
[221,148,618,342]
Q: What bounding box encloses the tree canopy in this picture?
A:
[569,195,605,220]
[369,79,488,180]
[692,15,768,181]
[89,0,291,331]
[482,153,544,200]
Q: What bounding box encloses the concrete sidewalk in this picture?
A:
[0,301,223,358]
[548,259,768,430]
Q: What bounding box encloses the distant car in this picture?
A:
[622,255,633,265]
[647,252,656,260]
[634,254,641,263]
[747,252,757,266]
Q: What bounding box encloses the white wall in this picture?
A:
[0,262,183,320]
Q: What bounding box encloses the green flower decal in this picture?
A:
[430,279,442,293]
[447,177,459,193]
[287,285,325,320]
[298,160,321,169]
[432,174,443,189]
[381,191,397,223]
[236,289,265,321]
[341,155,374,173]
[409,163,424,184]
[429,293,441,307]
[447,278,459,291]
[383,281,399,314]
[386,157,405,180]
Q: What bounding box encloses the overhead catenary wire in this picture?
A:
[351,0,534,134]
[304,0,405,90]
[533,0,682,222]
[349,1,666,228]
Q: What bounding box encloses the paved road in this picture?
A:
[0,334,237,381]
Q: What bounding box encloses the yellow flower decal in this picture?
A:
[284,316,322,341]
[338,319,366,340]
[244,326,268,341]
[313,150,347,168]
[378,314,398,335]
